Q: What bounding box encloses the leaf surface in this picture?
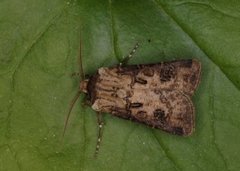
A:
[0,0,240,170]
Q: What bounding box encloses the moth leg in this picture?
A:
[94,112,104,157]
[71,72,90,77]
[81,95,91,107]
[120,43,139,66]
[71,72,80,77]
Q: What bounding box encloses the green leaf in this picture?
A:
[0,0,240,170]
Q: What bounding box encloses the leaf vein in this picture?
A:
[80,106,86,171]
[175,1,240,20]
[7,144,22,171]
[209,69,230,171]
[4,4,70,169]
[108,0,120,61]
[153,0,240,91]
[119,125,138,171]
[152,131,181,171]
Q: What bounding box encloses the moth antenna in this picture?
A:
[62,91,81,139]
[79,30,85,81]
[94,112,104,157]
[120,42,140,66]
[62,29,85,141]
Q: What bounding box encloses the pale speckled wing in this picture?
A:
[130,59,201,96]
[128,89,194,136]
[87,59,200,136]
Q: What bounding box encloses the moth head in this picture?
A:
[80,79,89,94]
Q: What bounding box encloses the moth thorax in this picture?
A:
[80,79,89,93]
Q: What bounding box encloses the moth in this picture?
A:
[63,42,201,155]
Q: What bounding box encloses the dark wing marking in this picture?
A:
[128,89,194,136]
[89,61,198,136]
[119,59,201,96]
[163,59,201,96]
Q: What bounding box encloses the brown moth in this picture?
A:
[81,59,201,135]
[63,42,201,155]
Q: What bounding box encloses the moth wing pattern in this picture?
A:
[128,89,194,136]
[133,59,201,96]
[88,59,201,136]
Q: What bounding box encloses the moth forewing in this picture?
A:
[83,59,201,136]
